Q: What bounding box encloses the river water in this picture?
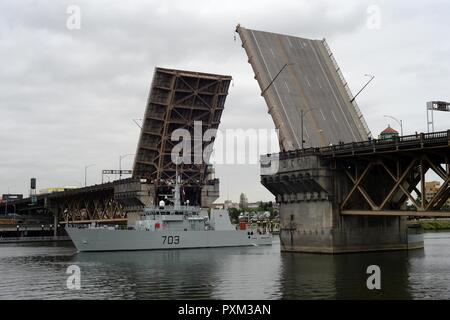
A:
[0,233,449,299]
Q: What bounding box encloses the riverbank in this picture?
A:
[417,220,450,231]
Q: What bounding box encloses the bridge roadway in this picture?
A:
[236,25,371,151]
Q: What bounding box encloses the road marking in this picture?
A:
[250,30,301,147]
[287,37,293,48]
[270,48,275,58]
[331,110,338,122]
[310,42,357,141]
[317,77,323,89]
[285,81,290,93]
[304,126,310,138]
[305,76,311,87]
[319,109,326,121]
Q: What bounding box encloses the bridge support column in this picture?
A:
[53,210,58,238]
[261,153,423,253]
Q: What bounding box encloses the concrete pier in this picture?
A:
[261,152,424,253]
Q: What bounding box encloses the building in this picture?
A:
[425,181,450,205]
[38,187,77,195]
[239,193,248,209]
[0,194,23,204]
[379,125,399,139]
[213,200,239,209]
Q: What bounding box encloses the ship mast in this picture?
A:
[174,157,181,209]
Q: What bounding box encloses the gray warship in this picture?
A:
[66,172,272,252]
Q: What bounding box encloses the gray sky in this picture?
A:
[1,0,449,203]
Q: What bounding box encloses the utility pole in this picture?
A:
[119,154,135,180]
[383,115,403,136]
[260,63,294,96]
[84,164,95,187]
[4,187,10,216]
[350,74,375,103]
[300,108,318,149]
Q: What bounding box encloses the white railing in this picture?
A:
[322,39,373,139]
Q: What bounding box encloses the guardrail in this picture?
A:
[275,130,450,160]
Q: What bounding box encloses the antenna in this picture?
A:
[174,156,181,208]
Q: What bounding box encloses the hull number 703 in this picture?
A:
[162,235,180,245]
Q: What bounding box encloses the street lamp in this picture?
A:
[132,118,143,129]
[260,62,295,96]
[84,164,96,187]
[300,108,319,149]
[4,186,10,216]
[350,74,375,103]
[383,115,403,136]
[119,154,135,179]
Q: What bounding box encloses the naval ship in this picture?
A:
[66,173,272,252]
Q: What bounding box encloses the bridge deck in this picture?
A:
[236,25,370,150]
[342,210,450,217]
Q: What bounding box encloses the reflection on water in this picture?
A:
[280,250,414,299]
[1,233,450,299]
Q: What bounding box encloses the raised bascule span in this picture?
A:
[237,25,450,253]
[133,67,232,206]
[236,25,371,150]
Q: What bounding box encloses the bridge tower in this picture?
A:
[237,26,450,253]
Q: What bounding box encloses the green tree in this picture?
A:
[228,208,240,223]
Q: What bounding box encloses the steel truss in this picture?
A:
[133,68,231,186]
[338,151,450,216]
[54,189,124,222]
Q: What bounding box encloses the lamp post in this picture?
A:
[383,115,403,136]
[350,74,375,103]
[132,118,143,129]
[300,108,319,149]
[4,186,11,216]
[260,62,295,96]
[119,154,135,179]
[84,164,96,187]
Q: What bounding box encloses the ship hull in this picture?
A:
[66,226,272,252]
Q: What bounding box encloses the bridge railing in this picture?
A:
[275,130,450,160]
[322,39,373,139]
